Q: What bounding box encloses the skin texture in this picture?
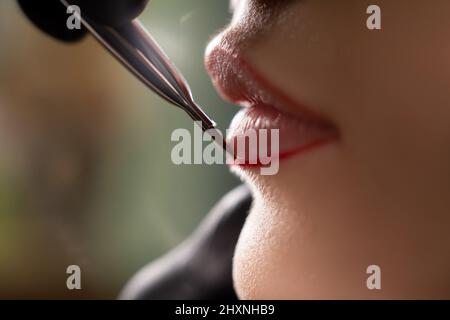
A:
[205,0,450,299]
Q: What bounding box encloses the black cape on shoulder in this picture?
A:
[120,185,252,300]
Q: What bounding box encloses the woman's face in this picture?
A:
[205,0,450,299]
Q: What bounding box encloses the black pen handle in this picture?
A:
[17,0,149,42]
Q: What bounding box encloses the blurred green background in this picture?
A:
[0,0,240,298]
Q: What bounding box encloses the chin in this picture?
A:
[231,144,345,300]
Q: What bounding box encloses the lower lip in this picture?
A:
[227,103,338,167]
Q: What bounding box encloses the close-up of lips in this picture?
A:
[206,46,339,169]
[1,0,450,308]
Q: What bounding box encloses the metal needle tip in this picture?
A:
[60,0,218,134]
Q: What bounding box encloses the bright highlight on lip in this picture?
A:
[227,103,338,164]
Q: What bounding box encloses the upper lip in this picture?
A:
[205,45,336,127]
